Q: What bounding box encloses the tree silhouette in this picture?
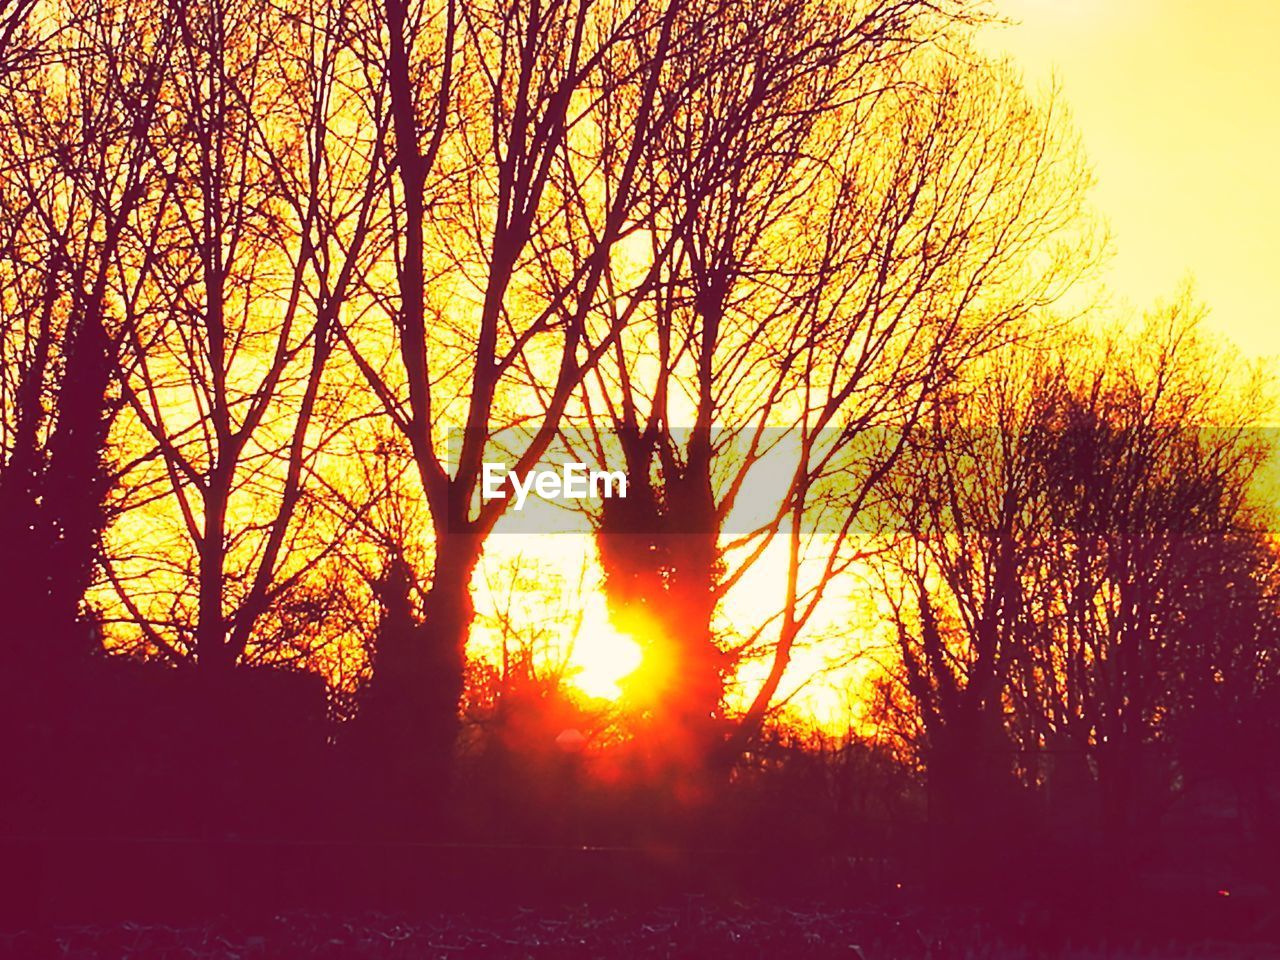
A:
[0,0,176,665]
[578,48,1096,786]
[877,306,1278,882]
[101,0,388,673]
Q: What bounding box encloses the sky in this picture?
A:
[987,0,1280,360]
[417,2,1280,718]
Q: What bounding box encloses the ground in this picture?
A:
[4,904,1278,960]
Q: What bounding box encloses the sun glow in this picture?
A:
[567,593,644,701]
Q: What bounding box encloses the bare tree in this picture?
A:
[102,0,391,673]
[0,0,41,75]
[573,41,1096,778]
[873,345,1066,862]
[585,0,941,772]
[877,303,1276,867]
[0,0,179,664]
[346,0,695,806]
[1032,304,1272,839]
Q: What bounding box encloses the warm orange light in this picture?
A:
[566,599,644,701]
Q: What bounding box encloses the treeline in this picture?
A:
[0,0,1277,902]
[871,309,1280,889]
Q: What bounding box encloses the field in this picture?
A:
[4,903,1278,960]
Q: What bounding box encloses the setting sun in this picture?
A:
[566,595,644,701]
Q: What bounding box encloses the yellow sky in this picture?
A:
[990,0,1280,360]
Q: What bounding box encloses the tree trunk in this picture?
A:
[925,707,1017,893]
[597,458,727,805]
[0,300,114,666]
[358,531,481,833]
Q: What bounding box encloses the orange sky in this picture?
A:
[990,0,1280,360]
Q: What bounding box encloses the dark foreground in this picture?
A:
[3,904,1278,960]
